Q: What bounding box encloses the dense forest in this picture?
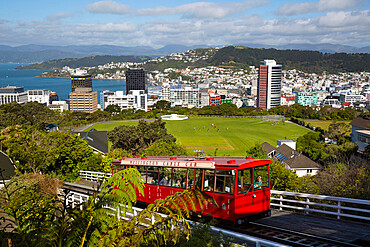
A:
[15,55,151,70]
[15,46,370,74]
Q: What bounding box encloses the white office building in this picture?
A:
[26,89,51,106]
[100,90,115,110]
[0,86,28,105]
[161,83,171,101]
[339,93,366,104]
[48,101,69,112]
[106,90,147,112]
[170,87,199,108]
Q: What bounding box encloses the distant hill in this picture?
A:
[15,46,370,74]
[237,43,370,54]
[142,46,369,74]
[0,44,203,63]
[1,43,369,64]
[15,55,151,70]
[207,46,370,73]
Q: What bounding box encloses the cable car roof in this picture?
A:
[112,156,271,169]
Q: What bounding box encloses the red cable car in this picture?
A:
[112,156,271,224]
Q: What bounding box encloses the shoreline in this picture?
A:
[36,75,126,80]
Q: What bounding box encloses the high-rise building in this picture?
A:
[125,68,146,95]
[69,88,98,113]
[71,70,92,92]
[0,86,28,105]
[257,60,282,110]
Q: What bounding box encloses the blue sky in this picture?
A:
[0,0,369,47]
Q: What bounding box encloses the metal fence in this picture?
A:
[79,170,111,181]
[78,171,370,222]
[271,190,370,221]
[65,187,290,247]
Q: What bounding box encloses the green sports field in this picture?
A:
[302,119,351,131]
[87,117,311,156]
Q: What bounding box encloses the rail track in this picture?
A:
[221,221,361,247]
[62,182,366,247]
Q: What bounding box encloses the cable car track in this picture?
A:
[63,182,365,247]
[221,221,361,247]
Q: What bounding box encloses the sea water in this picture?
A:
[0,64,126,102]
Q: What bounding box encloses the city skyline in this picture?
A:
[0,0,369,48]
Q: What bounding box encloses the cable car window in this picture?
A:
[203,170,214,192]
[187,169,196,189]
[159,167,172,186]
[253,165,269,190]
[147,166,158,185]
[137,166,147,183]
[172,168,187,188]
[215,169,235,194]
[194,169,203,190]
[237,168,252,194]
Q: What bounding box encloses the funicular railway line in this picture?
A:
[222,221,361,247]
[63,181,368,247]
[64,156,369,247]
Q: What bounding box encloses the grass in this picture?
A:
[86,117,311,156]
[302,119,351,131]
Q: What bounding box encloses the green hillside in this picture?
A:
[16,55,151,70]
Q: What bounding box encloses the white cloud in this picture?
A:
[0,9,369,48]
[137,0,269,19]
[275,0,364,16]
[46,12,73,21]
[86,1,132,15]
[317,10,370,28]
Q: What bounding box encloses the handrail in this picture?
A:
[78,171,370,221]
[64,189,290,247]
[271,190,370,221]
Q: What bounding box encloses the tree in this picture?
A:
[152,100,171,111]
[101,148,133,173]
[2,126,102,181]
[327,121,351,144]
[104,104,121,115]
[1,169,215,246]
[311,161,370,199]
[269,161,302,191]
[297,132,328,163]
[144,141,187,156]
[108,119,176,155]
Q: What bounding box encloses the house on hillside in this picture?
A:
[261,141,321,177]
[350,117,370,152]
[73,128,109,154]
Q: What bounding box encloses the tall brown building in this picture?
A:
[257,65,268,110]
[71,71,92,92]
[69,88,98,113]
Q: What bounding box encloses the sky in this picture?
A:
[0,0,369,48]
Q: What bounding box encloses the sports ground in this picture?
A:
[86,117,310,156]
